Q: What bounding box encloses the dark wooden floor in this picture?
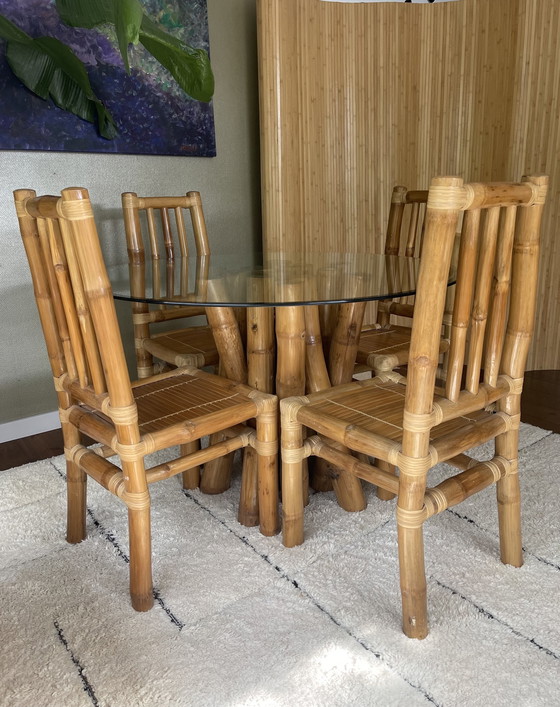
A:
[0,370,558,471]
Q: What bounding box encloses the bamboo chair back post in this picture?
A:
[61,189,134,410]
[14,189,90,543]
[60,192,152,604]
[121,191,212,378]
[403,178,463,446]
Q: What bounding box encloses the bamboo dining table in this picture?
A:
[111,250,426,521]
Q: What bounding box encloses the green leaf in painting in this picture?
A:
[139,16,214,103]
[55,0,115,28]
[115,0,144,73]
[0,14,32,43]
[5,33,117,139]
[56,1,214,102]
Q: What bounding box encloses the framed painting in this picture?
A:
[0,0,216,156]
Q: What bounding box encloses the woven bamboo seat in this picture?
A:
[281,175,548,639]
[122,191,219,378]
[15,187,278,612]
[295,377,490,443]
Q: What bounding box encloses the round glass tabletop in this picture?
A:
[110,251,446,307]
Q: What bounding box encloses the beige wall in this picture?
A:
[0,0,261,425]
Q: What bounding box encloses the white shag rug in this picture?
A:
[1,423,559,707]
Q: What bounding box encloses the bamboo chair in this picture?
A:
[280,175,548,639]
[15,187,278,612]
[122,191,219,378]
[355,186,447,376]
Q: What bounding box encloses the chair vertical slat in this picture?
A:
[121,193,145,266]
[36,218,79,383]
[405,202,420,257]
[174,207,189,257]
[146,208,160,259]
[58,219,107,394]
[188,191,211,256]
[445,209,481,401]
[440,230,462,382]
[46,219,90,388]
[417,204,427,258]
[195,255,210,297]
[484,205,517,387]
[465,207,500,394]
[165,258,174,300]
[160,208,174,260]
[152,256,162,302]
[384,186,407,255]
[160,208,175,298]
[179,256,189,297]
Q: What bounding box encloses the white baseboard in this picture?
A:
[0,411,60,444]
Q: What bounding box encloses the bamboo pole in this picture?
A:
[497,175,547,567]
[202,304,248,495]
[63,187,154,611]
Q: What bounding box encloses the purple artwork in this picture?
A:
[0,0,216,157]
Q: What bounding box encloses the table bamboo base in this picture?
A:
[200,300,368,524]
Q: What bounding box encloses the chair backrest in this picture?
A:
[121,191,210,316]
[384,186,429,257]
[374,186,429,327]
[15,188,134,408]
[404,175,548,435]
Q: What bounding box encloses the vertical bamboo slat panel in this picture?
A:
[258,0,560,369]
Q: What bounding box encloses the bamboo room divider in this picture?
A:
[257,0,560,370]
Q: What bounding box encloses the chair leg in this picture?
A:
[496,427,523,567]
[128,505,154,611]
[396,463,428,638]
[136,354,154,379]
[332,468,367,512]
[64,421,87,544]
[256,406,279,537]
[397,521,428,639]
[180,441,201,490]
[238,447,259,527]
[496,473,523,566]
[200,432,234,493]
[122,458,154,612]
[376,459,397,501]
[281,416,305,547]
[135,338,154,379]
